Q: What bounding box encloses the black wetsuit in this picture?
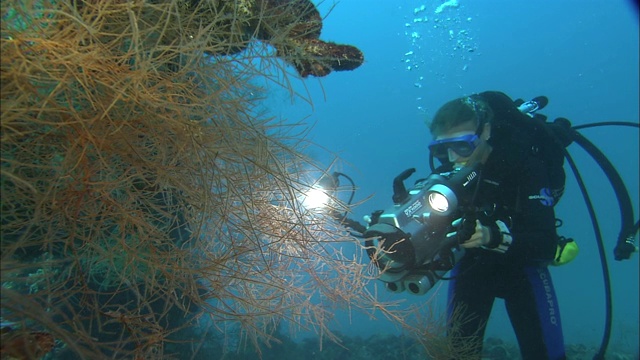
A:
[445,146,567,360]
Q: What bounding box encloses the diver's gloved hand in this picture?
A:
[447,218,490,249]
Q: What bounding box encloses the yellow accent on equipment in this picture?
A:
[552,237,579,266]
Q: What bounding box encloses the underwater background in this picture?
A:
[268,0,640,358]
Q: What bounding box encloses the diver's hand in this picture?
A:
[446,218,489,248]
[458,219,490,249]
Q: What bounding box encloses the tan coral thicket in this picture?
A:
[0,0,454,358]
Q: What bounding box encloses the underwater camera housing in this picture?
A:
[363,164,481,295]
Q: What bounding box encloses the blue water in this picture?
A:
[267,0,639,356]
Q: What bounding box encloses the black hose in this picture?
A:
[562,121,638,359]
[571,121,640,260]
[572,121,639,131]
[568,124,638,260]
[563,151,612,360]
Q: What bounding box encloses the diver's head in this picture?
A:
[428,95,494,167]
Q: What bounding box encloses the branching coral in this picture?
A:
[0,1,440,359]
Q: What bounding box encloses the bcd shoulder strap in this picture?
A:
[478,90,568,204]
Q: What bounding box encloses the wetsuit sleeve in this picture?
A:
[481,155,563,263]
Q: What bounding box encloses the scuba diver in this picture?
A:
[427,92,566,359]
[323,90,638,359]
